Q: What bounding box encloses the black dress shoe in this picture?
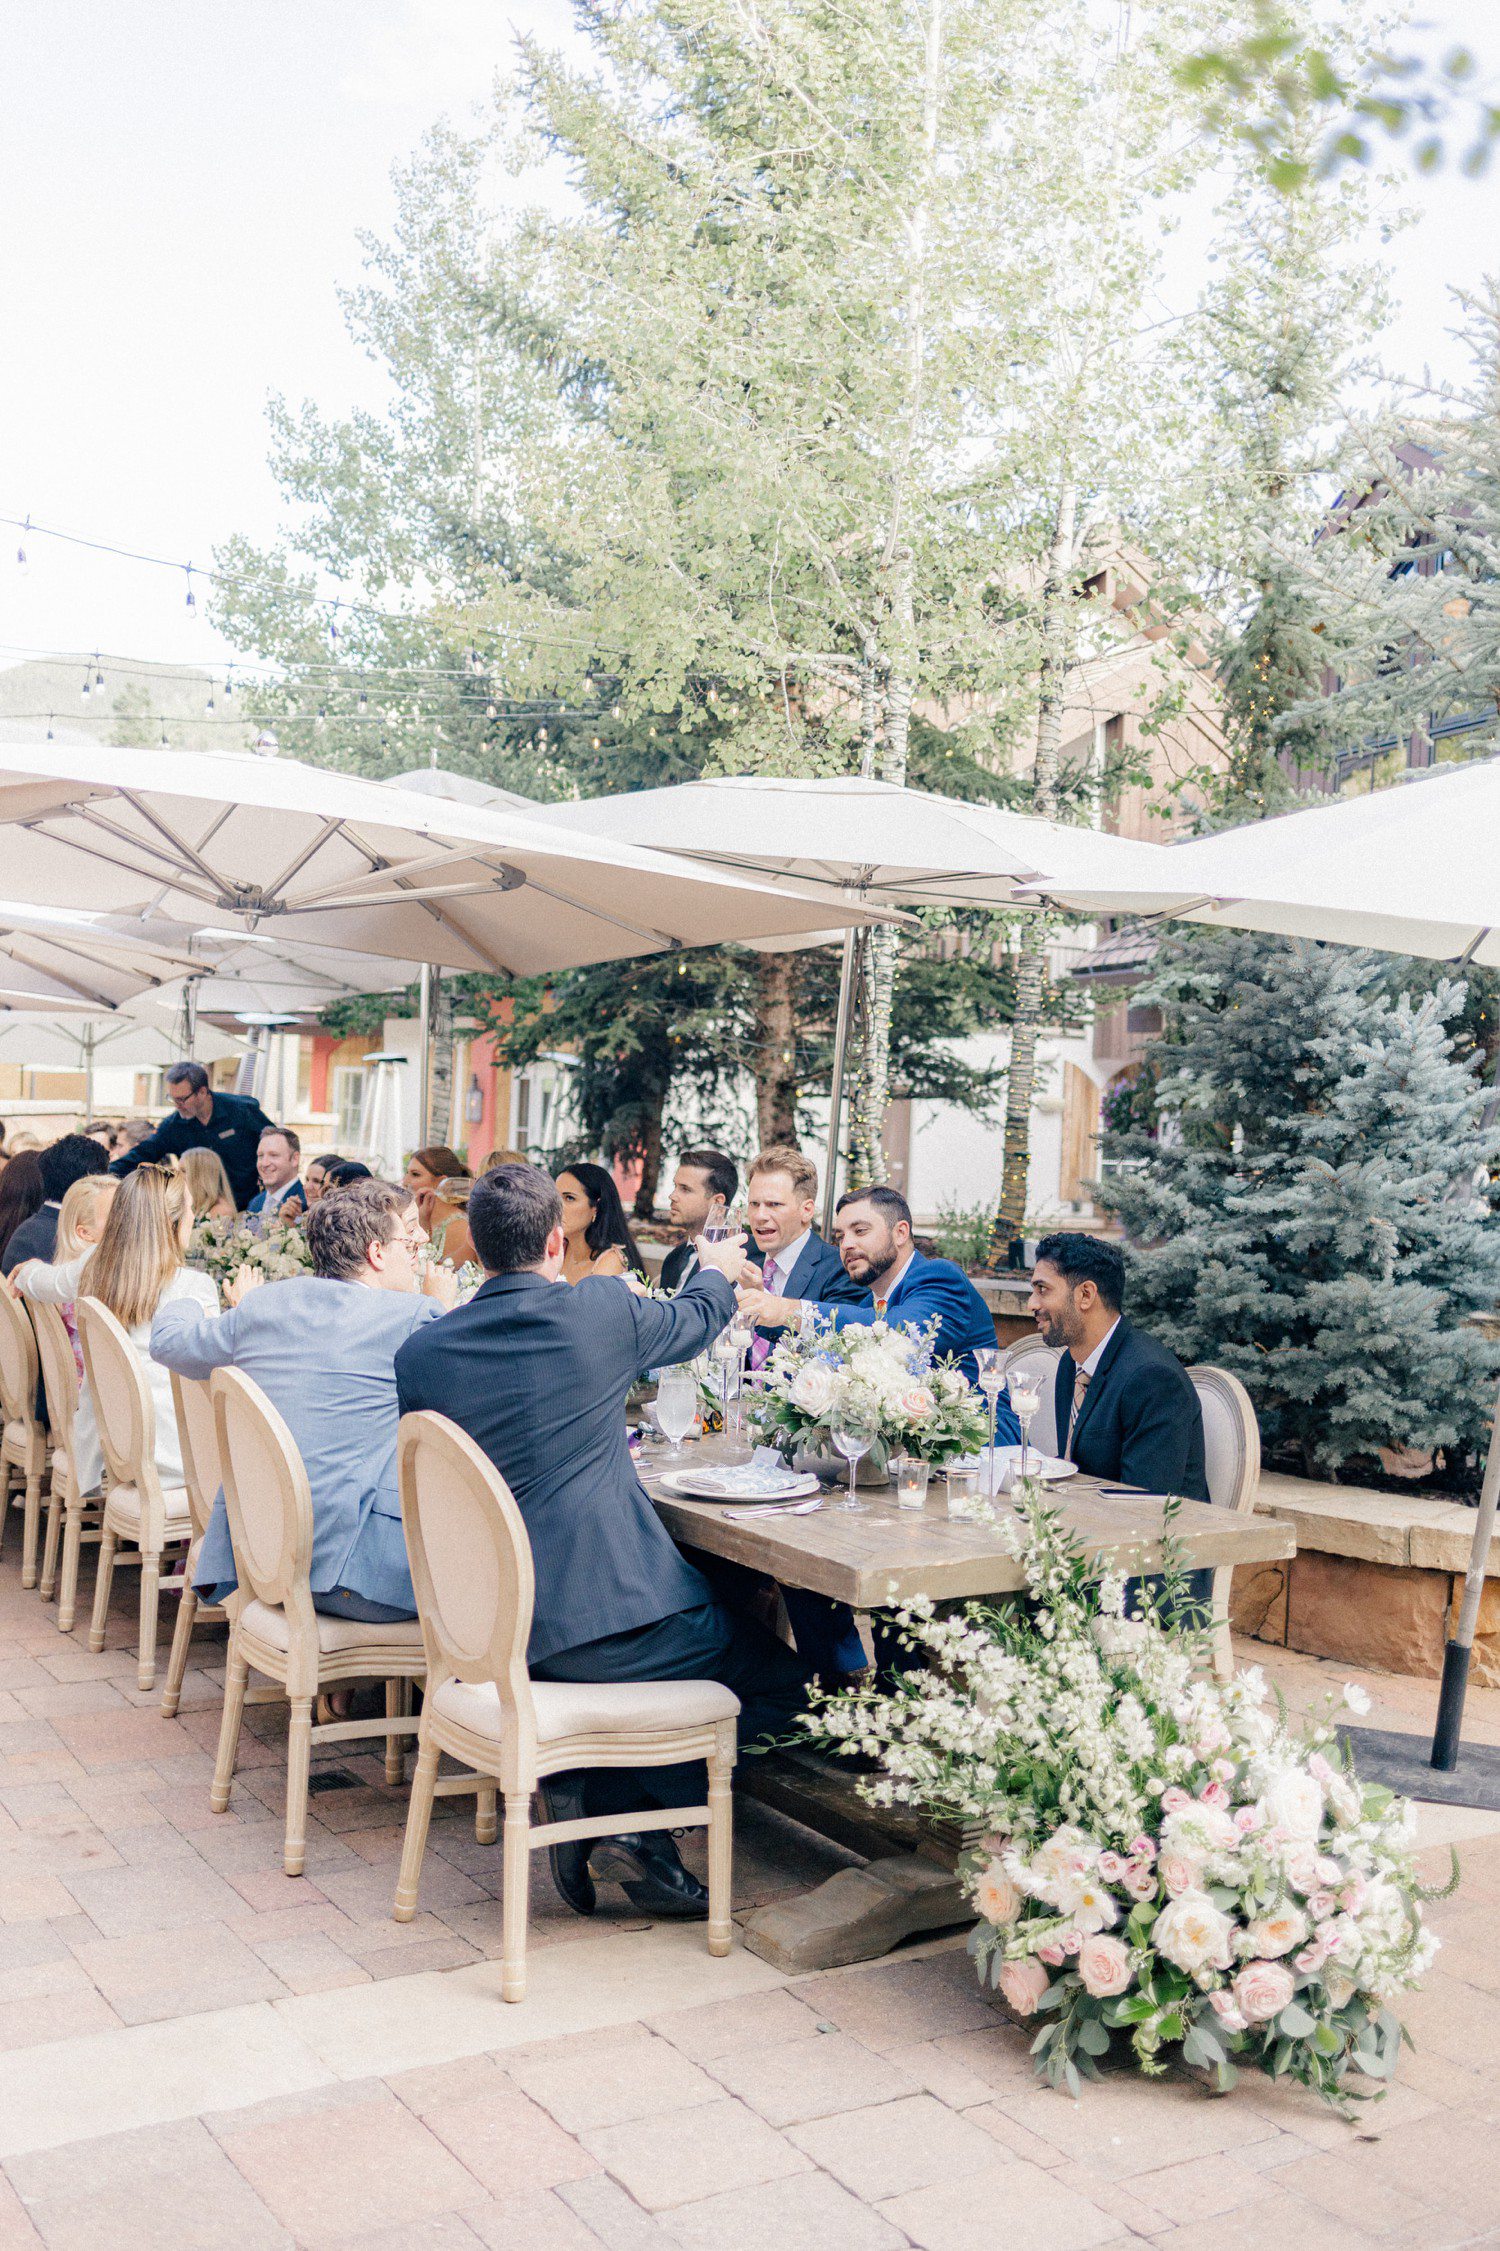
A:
[592,1831,710,1920]
[537,1779,596,1916]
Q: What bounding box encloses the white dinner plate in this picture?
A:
[981,1446,1078,1484]
[657,1468,822,1503]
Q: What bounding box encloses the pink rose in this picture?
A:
[974,1862,1023,1928]
[1038,1942,1066,1966]
[1315,1855,1343,1887]
[1234,1805,1262,1836]
[1339,1873,1366,1915]
[998,1957,1051,2017]
[1161,1787,1192,1814]
[901,1387,936,1421]
[1296,1936,1334,1974]
[1308,1753,1335,1785]
[1061,1930,1081,1956]
[1078,1933,1132,1999]
[1208,1989,1249,2034]
[1096,1851,1126,1882]
[1211,1758,1236,1782]
[1199,1782,1230,1810]
[982,1833,1009,1856]
[1231,1961,1296,2024]
[1159,1851,1203,1899]
[1307,1891,1337,1923]
[1121,1863,1158,1902]
[1128,1836,1156,1861]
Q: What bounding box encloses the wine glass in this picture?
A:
[1007,1369,1043,1484]
[831,1401,880,1513]
[712,1325,751,1463]
[701,1196,732,1245]
[655,1369,698,1463]
[974,1346,1006,1499]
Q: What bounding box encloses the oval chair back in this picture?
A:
[1000,1337,1061,1458]
[76,1298,162,1515]
[0,1287,40,1431]
[398,1409,537,1793]
[171,1373,221,1547]
[1187,1364,1260,1683]
[209,1367,317,1664]
[29,1300,79,1459]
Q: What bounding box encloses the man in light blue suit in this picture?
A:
[151,1178,457,1622]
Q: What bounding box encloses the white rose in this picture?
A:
[1162,1803,1238,1857]
[1263,1768,1325,1840]
[1243,1906,1309,1959]
[789,1363,838,1417]
[1153,1892,1236,1976]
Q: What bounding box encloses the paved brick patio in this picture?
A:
[2,1561,1499,2247]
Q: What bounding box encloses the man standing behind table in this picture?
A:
[111,1061,275,1211]
[1028,1231,1211,1618]
[394,1164,809,1923]
[740,1145,869,1362]
[659,1147,739,1294]
[247,1127,307,1221]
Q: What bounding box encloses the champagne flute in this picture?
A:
[655,1369,698,1463]
[712,1324,751,1462]
[831,1401,880,1513]
[974,1346,1006,1499]
[701,1195,732,1245]
[1007,1370,1043,1485]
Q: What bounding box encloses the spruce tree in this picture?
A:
[1102,927,1500,1482]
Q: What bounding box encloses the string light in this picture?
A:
[15,517,29,572]
[45,715,54,740]
[183,565,197,618]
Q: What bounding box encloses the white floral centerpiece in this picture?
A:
[188,1215,312,1292]
[810,1488,1447,2111]
[748,1314,989,1473]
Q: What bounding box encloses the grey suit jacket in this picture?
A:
[395,1267,736,1663]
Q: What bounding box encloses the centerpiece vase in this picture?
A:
[791,1438,893,1488]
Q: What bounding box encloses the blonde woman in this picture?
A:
[15,1164,220,1491]
[51,1174,119,1375]
[181,1146,236,1222]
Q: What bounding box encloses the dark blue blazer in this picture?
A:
[826,1250,1010,1402]
[1054,1319,1209,1500]
[748,1231,869,1347]
[394,1268,736,1664]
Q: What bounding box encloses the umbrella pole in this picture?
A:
[1431,1377,1500,1768]
[417,964,433,1147]
[82,1024,94,1128]
[183,980,198,1061]
[821,928,860,1238]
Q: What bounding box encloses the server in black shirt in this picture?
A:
[110,1061,277,1211]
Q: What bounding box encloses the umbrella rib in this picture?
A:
[287,840,494,909]
[32,806,230,900]
[261,817,350,900]
[517,875,678,952]
[117,792,242,897]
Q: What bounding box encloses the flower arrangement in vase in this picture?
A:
[809,1486,1447,2111]
[188,1214,312,1292]
[747,1314,989,1482]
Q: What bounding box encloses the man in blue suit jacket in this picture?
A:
[394,1164,809,1923]
[151,1179,457,1620]
[739,1184,1018,1681]
[742,1144,869,1361]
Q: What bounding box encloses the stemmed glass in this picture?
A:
[701,1196,733,1244]
[1008,1370,1043,1485]
[712,1321,752,1463]
[974,1347,1006,1500]
[655,1368,698,1463]
[831,1401,880,1513]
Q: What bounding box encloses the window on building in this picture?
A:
[333,1066,367,1147]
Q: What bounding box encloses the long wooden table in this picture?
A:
[636,1435,1296,1970]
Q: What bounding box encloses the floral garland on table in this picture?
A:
[747,1313,989,1470]
[809,1487,1448,2111]
[187,1215,312,1291]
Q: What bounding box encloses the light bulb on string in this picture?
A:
[612,703,622,719]
[357,690,367,714]
[315,706,327,730]
[16,516,30,572]
[94,659,104,687]
[45,714,54,740]
[223,670,233,698]
[184,565,197,618]
[159,722,169,747]
[80,670,91,700]
[584,673,593,692]
[486,701,497,720]
[205,688,215,714]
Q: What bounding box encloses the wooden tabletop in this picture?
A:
[638,1436,1295,1608]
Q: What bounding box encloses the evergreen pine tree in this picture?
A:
[1102,928,1500,1481]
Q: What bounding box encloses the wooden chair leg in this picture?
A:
[211,1641,249,1813]
[56,1497,84,1632]
[383,1678,410,1788]
[39,1484,64,1603]
[87,1527,118,1653]
[161,1584,198,1718]
[20,1467,42,1591]
[501,1790,531,2003]
[137,1552,161,1693]
[475,1785,498,1846]
[0,1460,13,1561]
[284,1695,313,1877]
[706,1728,735,1959]
[393,1734,441,1922]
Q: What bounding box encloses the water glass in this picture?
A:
[831,1405,879,1513]
[1008,1371,1043,1480]
[893,1455,930,1512]
[945,1462,980,1519]
[655,1371,698,1461]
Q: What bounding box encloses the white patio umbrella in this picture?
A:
[552,775,1167,1226]
[0,1004,244,1117]
[1027,757,1500,1804]
[0,740,891,977]
[0,909,203,1013]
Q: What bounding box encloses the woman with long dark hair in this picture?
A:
[0,1150,45,1268]
[554,1161,646,1284]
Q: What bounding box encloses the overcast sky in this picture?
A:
[3,0,1496,689]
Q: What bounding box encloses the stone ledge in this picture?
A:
[1255,1471,1485,1577]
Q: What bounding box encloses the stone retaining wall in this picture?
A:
[1232,1471,1500,1684]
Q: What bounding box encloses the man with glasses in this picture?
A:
[151,1179,457,1623]
[111,1060,276,1211]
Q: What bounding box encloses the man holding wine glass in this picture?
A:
[661,1148,740,1293]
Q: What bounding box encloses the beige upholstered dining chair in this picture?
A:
[77,1298,194,1691]
[1188,1364,1262,1683]
[160,1373,231,1719]
[1000,1337,1061,1458]
[394,1410,740,2003]
[30,1298,102,1629]
[0,1287,48,1590]
[209,1366,427,1877]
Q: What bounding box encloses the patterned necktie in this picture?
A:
[1066,1366,1091,1459]
[749,1259,780,1370]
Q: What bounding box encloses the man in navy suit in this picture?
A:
[394,1165,809,1922]
[741,1145,869,1364]
[659,1146,739,1294]
[1029,1231,1210,1620]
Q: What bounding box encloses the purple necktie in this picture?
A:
[749,1259,779,1369]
